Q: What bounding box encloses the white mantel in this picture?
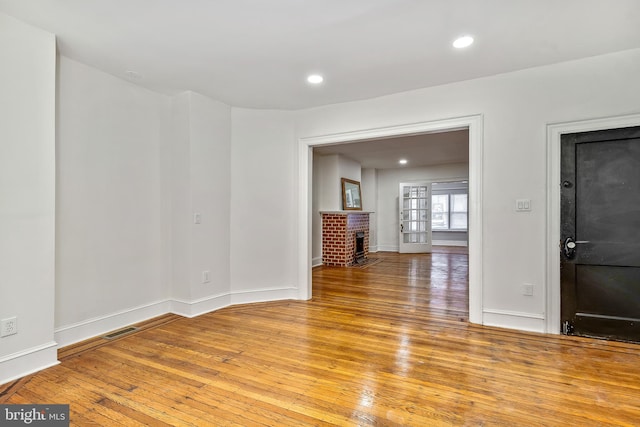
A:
[319,210,374,215]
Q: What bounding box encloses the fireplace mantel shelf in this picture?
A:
[319,211,374,215]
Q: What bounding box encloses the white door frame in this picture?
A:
[545,112,640,333]
[298,114,484,325]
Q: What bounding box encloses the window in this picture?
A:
[432,183,468,231]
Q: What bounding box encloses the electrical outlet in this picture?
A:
[522,283,534,296]
[1,317,17,337]
[202,270,210,283]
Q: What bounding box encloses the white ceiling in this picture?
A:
[1,0,639,110]
[314,129,469,169]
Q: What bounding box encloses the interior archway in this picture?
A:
[298,115,484,324]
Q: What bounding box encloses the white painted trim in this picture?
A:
[0,341,58,364]
[483,309,545,333]
[312,256,323,267]
[54,299,172,347]
[55,286,300,348]
[467,116,484,325]
[368,242,468,250]
[0,341,59,386]
[377,245,399,252]
[172,287,297,317]
[171,293,231,318]
[301,120,470,146]
[483,308,545,319]
[5,286,300,384]
[433,240,468,247]
[298,144,313,301]
[230,287,298,305]
[368,245,379,253]
[545,112,640,334]
[299,115,484,324]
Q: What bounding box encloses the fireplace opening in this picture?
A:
[355,231,366,265]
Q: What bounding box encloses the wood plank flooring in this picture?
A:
[2,249,640,426]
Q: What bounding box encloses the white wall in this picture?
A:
[376,164,468,251]
[56,67,232,337]
[188,93,232,301]
[315,154,339,212]
[0,13,57,384]
[311,154,325,266]
[168,93,192,302]
[169,91,232,316]
[361,168,378,251]
[295,48,640,332]
[315,154,362,211]
[55,56,172,345]
[337,156,361,207]
[230,109,298,300]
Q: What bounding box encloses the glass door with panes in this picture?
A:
[398,182,432,253]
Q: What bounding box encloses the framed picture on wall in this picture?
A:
[341,178,362,210]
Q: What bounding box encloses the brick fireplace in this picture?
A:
[321,211,371,267]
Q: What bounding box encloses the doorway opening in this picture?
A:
[298,115,484,324]
[559,126,640,342]
[546,113,640,335]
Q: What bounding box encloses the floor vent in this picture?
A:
[102,327,139,340]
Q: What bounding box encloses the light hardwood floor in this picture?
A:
[2,249,639,426]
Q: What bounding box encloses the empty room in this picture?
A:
[1,1,640,425]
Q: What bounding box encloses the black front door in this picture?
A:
[560,126,640,342]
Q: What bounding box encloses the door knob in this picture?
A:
[563,237,576,259]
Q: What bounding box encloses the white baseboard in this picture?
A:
[433,240,468,247]
[54,299,172,347]
[174,287,297,316]
[9,287,296,384]
[370,243,468,251]
[482,309,545,333]
[55,287,300,347]
[230,287,298,305]
[0,341,59,386]
[171,293,231,318]
[368,245,379,253]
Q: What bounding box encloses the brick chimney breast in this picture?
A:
[321,212,371,267]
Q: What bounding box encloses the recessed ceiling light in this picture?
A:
[399,159,408,165]
[453,36,474,49]
[307,74,324,84]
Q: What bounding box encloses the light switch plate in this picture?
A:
[515,199,531,212]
